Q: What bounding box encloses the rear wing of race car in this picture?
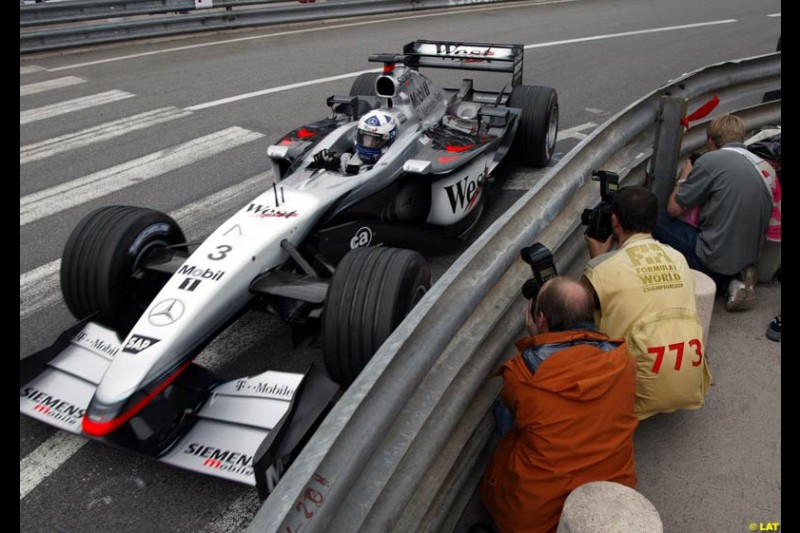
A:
[369,40,523,88]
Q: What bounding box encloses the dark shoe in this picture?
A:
[726,265,757,311]
[766,315,781,342]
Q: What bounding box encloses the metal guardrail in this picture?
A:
[19,0,521,53]
[245,52,780,533]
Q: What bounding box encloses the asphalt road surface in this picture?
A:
[20,0,780,531]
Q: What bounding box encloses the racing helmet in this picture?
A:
[356,110,398,164]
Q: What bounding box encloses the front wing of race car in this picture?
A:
[20,319,338,497]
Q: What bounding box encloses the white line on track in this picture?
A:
[38,7,737,75]
[183,20,738,111]
[767,13,781,17]
[20,65,45,75]
[20,76,85,96]
[501,121,597,190]
[20,107,192,165]
[21,90,135,125]
[20,260,62,320]
[20,127,264,226]
[170,171,271,236]
[19,173,269,320]
[523,20,738,50]
[502,166,551,191]
[186,69,380,111]
[557,122,597,140]
[20,431,87,500]
[43,0,578,72]
[197,491,262,533]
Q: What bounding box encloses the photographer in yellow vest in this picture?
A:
[582,186,712,419]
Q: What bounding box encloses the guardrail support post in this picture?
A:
[649,96,688,208]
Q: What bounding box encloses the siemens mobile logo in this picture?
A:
[184,443,254,476]
[20,387,85,425]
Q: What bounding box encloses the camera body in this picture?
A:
[520,243,558,302]
[581,170,620,242]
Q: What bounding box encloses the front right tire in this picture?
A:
[322,246,431,386]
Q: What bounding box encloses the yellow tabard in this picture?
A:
[584,233,712,419]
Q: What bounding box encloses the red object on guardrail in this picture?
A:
[680,95,720,129]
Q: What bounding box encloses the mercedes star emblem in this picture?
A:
[148,298,185,326]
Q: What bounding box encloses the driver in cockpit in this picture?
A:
[313,110,398,174]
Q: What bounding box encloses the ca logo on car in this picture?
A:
[350,227,373,249]
[148,299,185,327]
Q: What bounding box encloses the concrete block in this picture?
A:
[693,270,716,343]
[557,481,663,533]
[756,240,781,283]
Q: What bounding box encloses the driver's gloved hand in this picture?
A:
[314,149,340,170]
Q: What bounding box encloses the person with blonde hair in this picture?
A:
[654,113,773,311]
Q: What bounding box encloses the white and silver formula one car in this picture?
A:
[20,40,559,497]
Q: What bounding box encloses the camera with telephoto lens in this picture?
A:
[520,243,558,302]
[581,170,620,242]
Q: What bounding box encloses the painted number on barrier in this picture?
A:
[648,338,703,374]
[283,473,331,533]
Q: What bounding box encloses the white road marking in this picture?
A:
[185,69,380,111]
[20,127,264,226]
[502,167,551,191]
[767,13,781,17]
[20,76,85,96]
[170,172,271,236]
[523,20,738,50]
[584,108,605,115]
[20,65,45,75]
[20,107,192,165]
[19,173,268,320]
[21,90,135,125]
[184,20,738,111]
[197,491,262,533]
[44,0,578,72]
[20,432,87,500]
[502,122,598,190]
[558,121,597,140]
[19,259,62,320]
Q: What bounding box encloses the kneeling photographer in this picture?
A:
[480,244,638,533]
[580,177,711,421]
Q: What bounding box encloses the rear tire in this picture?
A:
[322,247,431,386]
[508,85,559,167]
[349,72,380,97]
[60,206,186,334]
